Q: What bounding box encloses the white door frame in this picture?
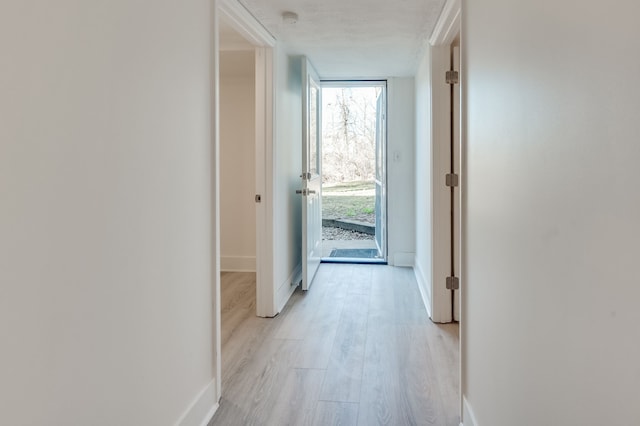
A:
[429,0,464,422]
[217,0,276,316]
[429,0,461,324]
[214,0,276,401]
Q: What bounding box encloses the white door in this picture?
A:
[300,58,322,291]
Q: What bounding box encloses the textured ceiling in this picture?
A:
[238,0,446,78]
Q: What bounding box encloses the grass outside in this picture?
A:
[322,180,375,224]
[322,180,374,193]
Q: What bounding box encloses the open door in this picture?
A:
[374,88,387,259]
[299,57,322,290]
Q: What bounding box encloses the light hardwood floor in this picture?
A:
[210,264,459,426]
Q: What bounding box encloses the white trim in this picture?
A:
[212,0,222,403]
[392,252,415,267]
[429,0,461,323]
[461,397,478,426]
[219,0,276,47]
[413,261,433,319]
[460,10,468,426]
[429,0,461,46]
[255,46,276,318]
[276,263,302,315]
[175,379,219,426]
[220,256,256,272]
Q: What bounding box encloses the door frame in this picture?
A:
[214,0,276,401]
[318,80,389,262]
[428,0,463,421]
[218,0,276,316]
[428,0,461,324]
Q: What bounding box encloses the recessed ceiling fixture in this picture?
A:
[282,11,298,24]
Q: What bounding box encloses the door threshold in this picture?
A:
[321,257,387,265]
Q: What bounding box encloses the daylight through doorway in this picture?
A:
[320,82,386,263]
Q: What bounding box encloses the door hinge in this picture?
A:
[255,194,262,203]
[445,173,459,187]
[300,172,311,180]
[446,276,460,290]
[446,70,459,85]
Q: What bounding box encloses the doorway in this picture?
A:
[217,1,276,318]
[219,48,256,274]
[215,0,277,405]
[320,81,387,264]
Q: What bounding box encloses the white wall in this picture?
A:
[220,51,256,272]
[463,1,640,425]
[387,78,416,266]
[272,47,303,311]
[0,1,217,425]
[414,49,434,314]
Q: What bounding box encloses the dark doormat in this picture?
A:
[329,248,379,258]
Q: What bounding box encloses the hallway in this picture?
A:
[211,264,459,425]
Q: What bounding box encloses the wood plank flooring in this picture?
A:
[210,265,459,426]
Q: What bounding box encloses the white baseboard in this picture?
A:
[461,397,478,426]
[393,251,416,268]
[276,262,302,314]
[414,260,433,319]
[220,256,256,272]
[392,251,415,267]
[175,379,218,426]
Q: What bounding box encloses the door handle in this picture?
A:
[295,189,317,196]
